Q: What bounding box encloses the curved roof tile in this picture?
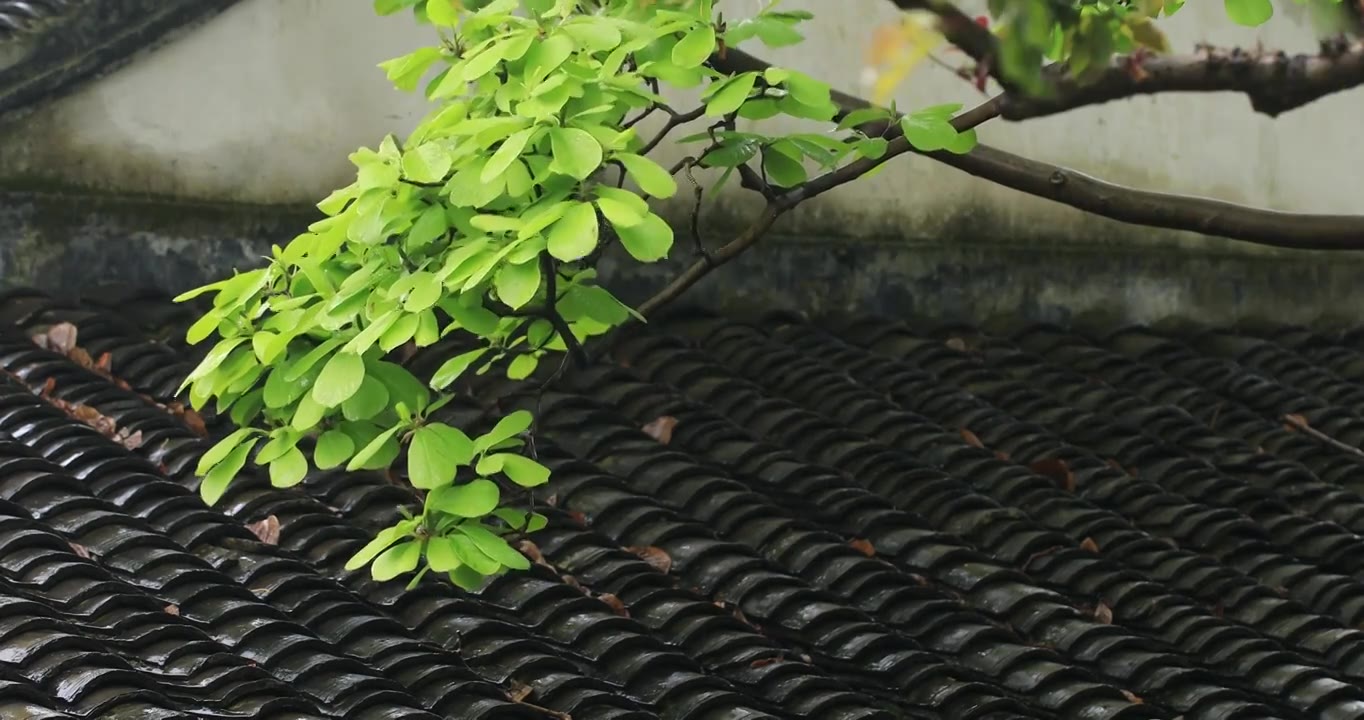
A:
[0,285,1362,718]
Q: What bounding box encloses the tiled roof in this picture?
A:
[0,0,81,41]
[0,1,236,117]
[1,286,1364,718]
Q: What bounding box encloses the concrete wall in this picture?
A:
[0,0,1361,325]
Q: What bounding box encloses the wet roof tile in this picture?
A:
[0,287,1363,718]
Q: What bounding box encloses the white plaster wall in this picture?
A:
[0,0,1355,242]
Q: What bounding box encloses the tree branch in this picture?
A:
[539,253,589,368]
[882,1,1364,119]
[925,144,1364,251]
[710,48,1364,252]
[1005,39,1364,120]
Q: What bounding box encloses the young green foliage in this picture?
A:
[180,0,956,591]
[177,0,1353,592]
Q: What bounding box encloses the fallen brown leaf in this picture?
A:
[959,428,984,449]
[625,546,672,574]
[994,450,1011,461]
[69,347,93,370]
[1284,413,1309,432]
[164,604,180,616]
[95,352,113,373]
[247,515,281,545]
[117,429,144,451]
[945,337,968,352]
[1094,602,1113,624]
[1029,458,1076,492]
[848,538,875,557]
[46,323,78,354]
[68,542,91,559]
[749,657,782,668]
[642,415,678,444]
[508,681,533,703]
[1080,537,1100,553]
[517,540,549,568]
[182,409,208,438]
[597,592,629,617]
[1121,690,1143,705]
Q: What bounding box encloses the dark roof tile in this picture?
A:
[7,290,1364,717]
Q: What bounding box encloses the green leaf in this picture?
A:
[523,34,575,85]
[705,73,757,116]
[197,428,257,476]
[402,143,453,183]
[507,354,538,380]
[441,298,500,335]
[380,47,444,92]
[615,153,676,198]
[501,454,550,487]
[345,520,416,571]
[431,348,488,390]
[900,109,972,153]
[460,43,508,85]
[449,565,488,590]
[405,271,443,312]
[269,447,308,488]
[837,107,893,130]
[408,205,448,249]
[380,313,421,352]
[200,438,255,505]
[943,127,978,154]
[315,430,356,470]
[425,0,460,26]
[562,17,621,51]
[672,24,716,68]
[447,532,501,574]
[343,310,401,355]
[427,478,500,517]
[495,260,541,309]
[572,285,631,325]
[342,376,391,421]
[284,337,346,381]
[549,128,603,181]
[476,409,532,452]
[426,537,463,573]
[547,202,599,262]
[313,352,366,408]
[255,430,300,465]
[291,394,328,432]
[408,423,476,489]
[460,523,531,570]
[596,196,642,228]
[616,212,674,262]
[1224,0,1272,26]
[493,508,548,533]
[372,540,422,581]
[482,128,535,183]
[762,144,807,187]
[348,425,403,471]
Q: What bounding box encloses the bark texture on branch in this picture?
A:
[1006,40,1364,119]
[928,145,1364,251]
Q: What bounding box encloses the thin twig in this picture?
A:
[1283,413,1364,458]
[639,106,707,156]
[539,252,589,368]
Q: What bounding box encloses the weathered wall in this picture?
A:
[0,0,1361,325]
